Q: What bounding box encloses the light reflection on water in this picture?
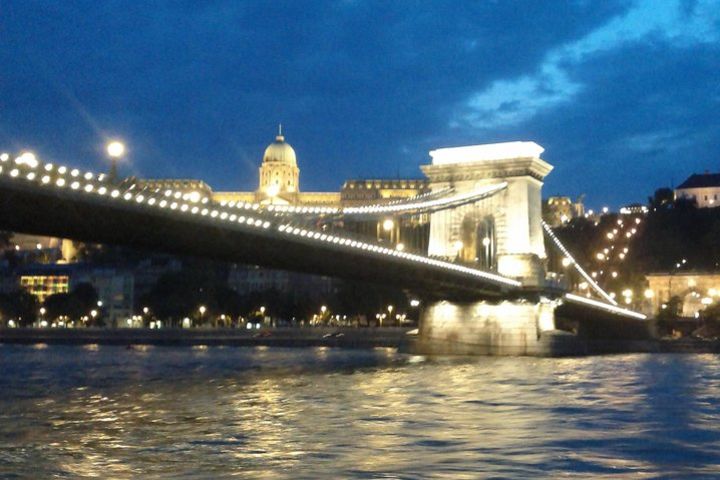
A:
[1,346,720,478]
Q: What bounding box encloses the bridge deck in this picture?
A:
[0,160,521,301]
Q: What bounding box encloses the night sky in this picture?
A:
[1,1,718,208]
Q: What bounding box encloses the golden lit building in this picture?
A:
[543,196,585,226]
[19,273,69,302]
[646,271,720,317]
[213,127,341,207]
[138,128,428,248]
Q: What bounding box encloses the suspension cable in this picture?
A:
[542,220,617,305]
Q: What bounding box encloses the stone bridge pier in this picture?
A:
[417,142,559,355]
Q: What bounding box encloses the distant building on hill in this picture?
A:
[619,203,648,215]
[645,271,720,318]
[675,173,720,208]
[543,196,585,226]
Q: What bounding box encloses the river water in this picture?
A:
[1,345,720,479]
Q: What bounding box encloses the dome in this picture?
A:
[263,131,297,166]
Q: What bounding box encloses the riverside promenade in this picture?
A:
[0,327,413,349]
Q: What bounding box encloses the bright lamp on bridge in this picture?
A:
[107,141,125,158]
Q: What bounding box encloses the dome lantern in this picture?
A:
[262,123,297,166]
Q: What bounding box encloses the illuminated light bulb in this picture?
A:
[16,152,38,168]
[70,169,79,177]
[9,169,19,177]
[84,172,93,180]
[106,141,125,158]
[56,178,65,187]
[71,181,80,190]
[98,187,107,195]
[58,166,67,174]
[148,198,156,205]
[84,184,93,192]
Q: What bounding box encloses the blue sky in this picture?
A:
[1,0,718,208]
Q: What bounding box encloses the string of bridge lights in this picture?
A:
[0,152,522,289]
[218,184,507,218]
[341,183,508,215]
[255,187,457,216]
[542,220,618,305]
[563,293,647,320]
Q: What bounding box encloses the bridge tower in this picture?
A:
[421,141,553,286]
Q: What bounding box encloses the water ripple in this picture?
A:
[1,346,720,478]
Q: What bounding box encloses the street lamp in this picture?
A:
[106,140,125,183]
[199,305,206,325]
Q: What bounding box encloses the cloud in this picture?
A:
[454,0,720,131]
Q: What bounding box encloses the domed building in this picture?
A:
[139,124,428,219]
[259,126,299,198]
[212,126,342,207]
